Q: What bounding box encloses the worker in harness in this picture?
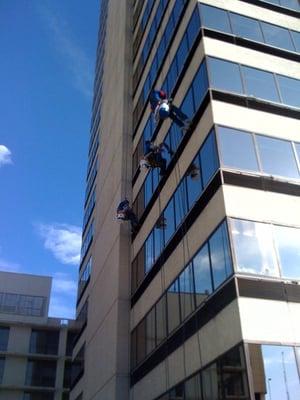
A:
[140,140,173,176]
[149,89,191,133]
[116,199,139,233]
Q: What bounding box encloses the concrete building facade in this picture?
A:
[72,0,300,399]
[0,271,78,400]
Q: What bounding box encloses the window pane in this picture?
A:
[273,225,300,280]
[295,143,300,164]
[181,86,195,117]
[277,75,300,108]
[29,330,59,355]
[218,126,259,172]
[170,124,183,152]
[154,223,164,261]
[209,222,233,289]
[208,58,243,94]
[146,307,156,355]
[202,363,219,400]
[199,4,232,34]
[256,135,300,179]
[192,61,209,110]
[242,66,280,102]
[145,232,154,273]
[167,280,181,334]
[281,0,300,9]
[0,327,9,351]
[200,131,219,187]
[186,156,202,208]
[156,295,167,345]
[169,383,185,400]
[0,357,5,384]
[174,180,189,229]
[177,35,189,64]
[163,198,176,244]
[179,263,195,321]
[231,219,280,277]
[291,30,300,52]
[230,13,264,42]
[193,244,212,307]
[185,373,202,400]
[261,21,295,51]
[136,320,146,365]
[187,8,201,48]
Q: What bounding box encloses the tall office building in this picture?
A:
[0,271,78,400]
[72,1,300,399]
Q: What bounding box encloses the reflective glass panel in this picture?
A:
[199,4,232,34]
[231,219,280,277]
[218,126,259,172]
[295,143,300,163]
[0,327,9,351]
[202,363,219,400]
[163,198,176,244]
[256,135,300,179]
[146,307,156,355]
[200,131,219,188]
[291,30,300,52]
[144,173,152,206]
[187,7,201,47]
[174,180,189,228]
[145,232,154,273]
[167,280,181,333]
[169,384,185,400]
[209,222,233,289]
[280,0,300,9]
[193,244,212,307]
[156,295,167,345]
[181,86,195,117]
[261,21,295,51]
[277,75,300,108]
[179,263,195,321]
[208,58,244,94]
[185,373,202,399]
[230,13,264,42]
[192,61,209,109]
[273,225,300,280]
[242,66,280,102]
[186,156,202,209]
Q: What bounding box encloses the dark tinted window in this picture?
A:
[25,359,57,387]
[167,280,181,334]
[0,357,4,384]
[29,330,59,355]
[0,327,9,351]
[200,131,219,187]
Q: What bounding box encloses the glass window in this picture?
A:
[181,86,195,118]
[179,263,195,321]
[230,13,264,42]
[25,359,57,387]
[186,156,202,208]
[192,61,209,110]
[164,198,176,244]
[156,295,167,345]
[295,143,300,164]
[256,135,300,179]
[0,327,9,351]
[136,320,146,365]
[277,75,300,108]
[242,66,280,103]
[202,363,219,400]
[231,219,280,277]
[167,280,181,334]
[169,383,185,400]
[29,330,59,355]
[185,373,202,399]
[176,35,189,64]
[193,244,213,307]
[218,126,259,172]
[273,225,300,280]
[168,57,179,93]
[145,231,154,273]
[63,360,72,388]
[66,331,77,357]
[169,124,183,153]
[186,8,201,48]
[0,357,5,384]
[249,344,300,400]
[209,222,233,289]
[208,58,243,94]
[291,30,300,52]
[174,180,189,229]
[261,21,295,51]
[146,307,156,355]
[199,4,232,34]
[200,131,219,188]
[280,0,300,9]
[154,222,164,261]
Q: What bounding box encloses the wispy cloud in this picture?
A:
[0,145,12,167]
[0,257,21,273]
[49,272,77,318]
[35,223,82,265]
[36,4,94,99]
[52,272,77,294]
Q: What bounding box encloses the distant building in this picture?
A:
[73,0,300,399]
[0,271,78,400]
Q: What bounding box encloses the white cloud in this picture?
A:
[0,145,12,166]
[36,223,82,265]
[52,272,77,294]
[36,4,93,99]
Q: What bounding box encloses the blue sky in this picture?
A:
[0,0,100,318]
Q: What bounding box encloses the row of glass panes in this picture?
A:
[84,158,98,205]
[78,257,92,300]
[80,221,94,262]
[132,128,218,293]
[199,3,300,53]
[218,126,300,180]
[262,0,300,11]
[82,187,96,233]
[132,217,300,368]
[0,293,45,317]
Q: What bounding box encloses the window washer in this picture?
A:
[140,140,173,176]
[116,199,139,233]
[149,89,191,133]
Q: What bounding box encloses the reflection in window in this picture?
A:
[167,280,181,334]
[218,126,259,172]
[156,295,167,346]
[291,30,300,52]
[193,244,212,307]
[179,263,195,321]
[209,222,233,289]
[277,75,300,108]
[249,344,300,400]
[25,359,57,387]
[145,232,154,273]
[186,156,202,208]
[231,219,280,277]
[164,198,176,244]
[202,363,219,400]
[261,21,295,51]
[256,135,300,179]
[29,330,59,355]
[200,131,219,187]
[146,307,155,355]
[242,66,280,103]
[169,383,185,400]
[208,58,243,94]
[174,181,189,229]
[273,225,300,280]
[199,4,231,33]
[230,12,264,42]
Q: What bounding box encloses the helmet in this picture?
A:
[158,102,170,120]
